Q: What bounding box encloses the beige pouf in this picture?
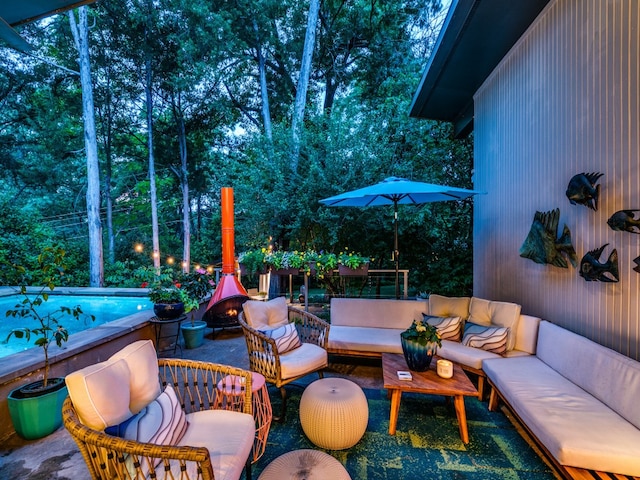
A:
[299,377,368,450]
[258,449,351,480]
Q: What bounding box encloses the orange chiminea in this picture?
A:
[204,187,249,328]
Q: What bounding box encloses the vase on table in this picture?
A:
[400,333,437,372]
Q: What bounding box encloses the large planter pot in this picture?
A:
[181,320,208,349]
[8,378,68,440]
[153,302,185,320]
[338,263,369,276]
[400,333,438,372]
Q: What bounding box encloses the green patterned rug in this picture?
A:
[253,385,556,479]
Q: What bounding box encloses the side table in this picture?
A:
[217,372,272,463]
[149,315,186,357]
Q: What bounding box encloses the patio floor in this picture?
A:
[0,326,558,479]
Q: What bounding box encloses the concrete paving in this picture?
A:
[0,326,383,479]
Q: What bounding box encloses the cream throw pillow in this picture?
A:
[468,297,521,350]
[428,294,471,320]
[66,358,133,430]
[109,340,161,414]
[243,296,289,329]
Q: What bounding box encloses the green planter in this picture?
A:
[8,378,68,440]
[181,320,208,349]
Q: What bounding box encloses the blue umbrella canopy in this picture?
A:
[319,177,485,298]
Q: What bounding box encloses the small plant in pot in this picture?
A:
[400,319,442,372]
[146,268,188,320]
[3,246,95,439]
[177,268,214,349]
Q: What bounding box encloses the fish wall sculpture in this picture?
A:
[607,210,640,234]
[519,208,577,268]
[566,172,604,211]
[579,244,619,282]
[633,256,640,274]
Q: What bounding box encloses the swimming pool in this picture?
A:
[0,292,152,358]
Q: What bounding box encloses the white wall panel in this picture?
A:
[473,0,640,359]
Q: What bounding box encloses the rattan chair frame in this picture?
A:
[63,358,254,480]
[238,305,330,420]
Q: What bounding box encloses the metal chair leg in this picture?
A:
[272,386,287,423]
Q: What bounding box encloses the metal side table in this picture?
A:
[150,315,186,357]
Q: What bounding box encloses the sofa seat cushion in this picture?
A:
[279,343,327,380]
[438,339,500,370]
[179,410,255,480]
[328,326,404,354]
[484,356,640,476]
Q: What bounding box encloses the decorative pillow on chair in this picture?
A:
[462,322,509,355]
[105,385,188,445]
[422,314,462,341]
[260,323,302,354]
[243,296,289,329]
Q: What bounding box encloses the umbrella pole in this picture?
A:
[394,201,399,299]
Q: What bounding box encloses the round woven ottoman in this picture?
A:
[299,378,368,450]
[258,449,351,480]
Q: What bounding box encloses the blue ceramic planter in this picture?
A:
[400,334,437,372]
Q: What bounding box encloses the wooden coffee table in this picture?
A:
[382,353,479,443]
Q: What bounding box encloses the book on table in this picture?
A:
[397,371,412,381]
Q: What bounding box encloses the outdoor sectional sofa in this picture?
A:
[327,295,540,398]
[485,320,640,478]
[326,295,640,478]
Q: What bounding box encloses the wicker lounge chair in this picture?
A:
[238,297,330,421]
[63,341,256,480]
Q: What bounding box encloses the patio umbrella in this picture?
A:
[319,176,485,299]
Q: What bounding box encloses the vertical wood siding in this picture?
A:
[473,0,640,359]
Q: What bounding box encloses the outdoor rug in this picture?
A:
[254,385,557,480]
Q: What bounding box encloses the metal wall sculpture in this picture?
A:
[579,244,619,282]
[519,208,577,268]
[566,172,604,211]
[607,210,640,233]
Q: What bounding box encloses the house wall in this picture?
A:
[473,0,640,360]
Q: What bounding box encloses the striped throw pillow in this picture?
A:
[261,323,302,353]
[423,314,463,341]
[462,322,509,355]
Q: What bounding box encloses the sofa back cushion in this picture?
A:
[428,295,470,320]
[468,297,521,351]
[513,314,541,354]
[330,298,427,329]
[537,320,640,430]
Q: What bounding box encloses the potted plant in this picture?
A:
[237,249,267,276]
[145,268,187,320]
[178,268,214,349]
[337,249,371,276]
[4,246,95,440]
[400,319,442,372]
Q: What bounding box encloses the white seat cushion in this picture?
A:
[279,343,328,380]
[438,339,500,370]
[328,326,404,354]
[180,410,255,480]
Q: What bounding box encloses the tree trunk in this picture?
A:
[173,95,191,273]
[69,7,104,287]
[290,0,320,174]
[145,0,161,271]
[254,18,272,142]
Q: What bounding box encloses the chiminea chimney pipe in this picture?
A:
[221,187,236,275]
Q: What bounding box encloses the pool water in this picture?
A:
[0,294,152,358]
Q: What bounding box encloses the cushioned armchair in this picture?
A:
[238,297,330,421]
[63,340,256,480]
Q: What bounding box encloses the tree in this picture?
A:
[69,6,104,287]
